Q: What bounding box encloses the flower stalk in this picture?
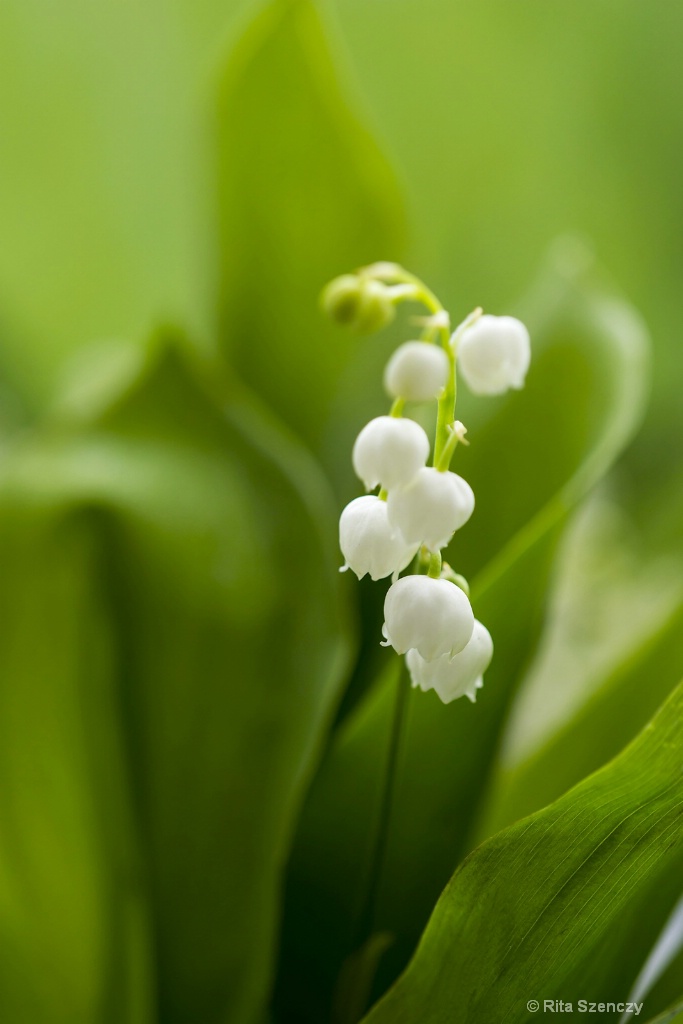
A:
[322,261,531,1007]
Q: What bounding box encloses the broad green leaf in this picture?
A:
[361,678,683,1024]
[0,506,151,1024]
[214,0,404,448]
[467,487,683,1010]
[277,249,649,1020]
[466,593,683,1020]
[0,330,351,1024]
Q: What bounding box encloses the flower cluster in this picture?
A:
[323,263,530,705]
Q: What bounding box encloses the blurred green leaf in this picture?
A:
[620,898,683,1022]
[0,506,151,1024]
[360,678,683,1024]
[478,598,683,842]
[276,246,649,1020]
[214,0,404,448]
[0,330,351,1024]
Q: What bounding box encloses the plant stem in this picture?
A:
[433,345,456,469]
[354,660,409,947]
[427,550,442,578]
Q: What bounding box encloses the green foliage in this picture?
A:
[0,508,134,1024]
[1,1,683,1023]
[0,330,351,1024]
[361,678,683,1023]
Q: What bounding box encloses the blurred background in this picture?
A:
[1,1,683,1022]
[2,0,682,747]
[2,0,682,436]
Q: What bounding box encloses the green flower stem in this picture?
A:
[433,345,456,470]
[340,662,410,1020]
[362,262,443,315]
[361,263,462,471]
[436,424,460,472]
[427,551,442,578]
[354,659,410,948]
[336,267,478,1017]
[435,307,483,471]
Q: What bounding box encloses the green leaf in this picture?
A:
[466,489,683,1011]
[650,1011,683,1024]
[0,506,151,1024]
[645,1001,683,1024]
[214,0,404,448]
[277,247,649,1019]
[361,679,683,1024]
[0,330,351,1024]
[466,587,683,1016]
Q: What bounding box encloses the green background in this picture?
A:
[1,2,683,1023]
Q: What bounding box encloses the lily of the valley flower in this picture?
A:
[382,575,474,661]
[387,467,474,550]
[383,341,450,402]
[352,415,430,491]
[339,495,420,581]
[406,620,493,704]
[457,314,531,395]
[325,262,532,712]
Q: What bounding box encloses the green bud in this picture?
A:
[354,280,396,333]
[321,274,364,326]
[321,275,396,334]
[440,562,470,596]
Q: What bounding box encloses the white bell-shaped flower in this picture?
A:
[382,575,474,661]
[406,648,432,693]
[352,416,429,492]
[383,341,450,402]
[387,467,474,550]
[339,495,419,581]
[406,620,493,704]
[457,314,530,396]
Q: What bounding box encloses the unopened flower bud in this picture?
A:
[383,341,450,402]
[440,562,470,596]
[354,280,396,333]
[406,620,493,703]
[322,275,395,333]
[339,495,419,581]
[353,416,429,492]
[387,467,474,550]
[457,314,531,395]
[382,575,474,661]
[321,274,364,326]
